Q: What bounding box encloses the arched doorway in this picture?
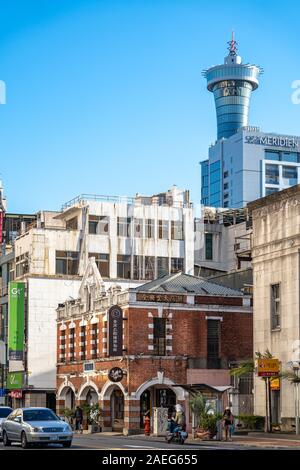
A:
[140,386,176,427]
[65,388,75,410]
[110,389,124,431]
[79,386,98,405]
[136,378,185,432]
[57,384,76,414]
[85,388,98,405]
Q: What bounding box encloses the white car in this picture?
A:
[0,407,13,440]
[2,407,73,449]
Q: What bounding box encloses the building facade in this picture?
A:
[201,128,300,208]
[0,183,252,408]
[195,206,251,277]
[56,263,253,434]
[248,185,300,430]
[0,212,36,405]
[0,186,195,407]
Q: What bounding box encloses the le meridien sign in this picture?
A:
[245,135,300,149]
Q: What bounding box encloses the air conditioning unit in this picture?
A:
[83,361,94,373]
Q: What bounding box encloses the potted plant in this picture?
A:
[82,403,92,432]
[190,393,220,440]
[61,408,75,429]
[89,403,102,433]
[82,403,102,433]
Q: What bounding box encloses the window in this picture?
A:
[117,255,131,279]
[80,326,86,360]
[207,320,220,369]
[153,318,166,355]
[224,171,229,178]
[282,166,298,186]
[90,324,98,359]
[223,182,229,190]
[69,328,75,362]
[66,217,78,230]
[117,217,131,237]
[265,164,279,185]
[265,187,279,196]
[60,330,66,363]
[133,255,143,280]
[55,251,79,275]
[88,215,109,235]
[205,233,213,260]
[271,284,280,330]
[265,150,280,161]
[15,253,29,277]
[157,257,169,277]
[171,258,184,273]
[134,219,143,238]
[158,220,169,239]
[89,253,109,278]
[145,256,155,280]
[210,194,221,206]
[281,152,299,163]
[145,219,155,238]
[210,161,221,207]
[8,262,15,282]
[171,221,184,240]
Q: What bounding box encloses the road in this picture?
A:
[0,433,270,450]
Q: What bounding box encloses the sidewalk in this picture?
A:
[126,432,300,449]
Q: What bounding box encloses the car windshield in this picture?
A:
[0,408,12,418]
[23,409,59,422]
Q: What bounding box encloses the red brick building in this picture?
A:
[56,258,252,434]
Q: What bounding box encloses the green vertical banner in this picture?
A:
[8,282,25,361]
[7,372,23,389]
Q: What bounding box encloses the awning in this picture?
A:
[173,383,233,396]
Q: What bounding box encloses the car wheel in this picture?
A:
[21,432,30,449]
[62,441,72,448]
[3,431,11,447]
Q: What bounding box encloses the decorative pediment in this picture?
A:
[79,257,106,300]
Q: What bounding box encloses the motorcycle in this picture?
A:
[165,421,188,445]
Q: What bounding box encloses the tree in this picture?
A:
[230,349,273,378]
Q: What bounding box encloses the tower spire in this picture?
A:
[203,35,262,139]
[228,31,237,56]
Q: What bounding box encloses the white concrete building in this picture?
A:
[248,185,300,430]
[195,207,251,277]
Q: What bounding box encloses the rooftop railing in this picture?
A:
[61,193,192,211]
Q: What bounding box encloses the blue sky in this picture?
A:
[1,0,300,212]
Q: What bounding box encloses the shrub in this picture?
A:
[237,414,265,430]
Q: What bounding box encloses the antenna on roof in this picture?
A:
[228,31,238,56]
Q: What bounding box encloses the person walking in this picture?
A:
[74,405,83,434]
[222,406,234,441]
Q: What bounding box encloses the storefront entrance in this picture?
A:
[140,387,176,429]
[111,389,124,431]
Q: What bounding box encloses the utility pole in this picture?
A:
[268,377,272,433]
